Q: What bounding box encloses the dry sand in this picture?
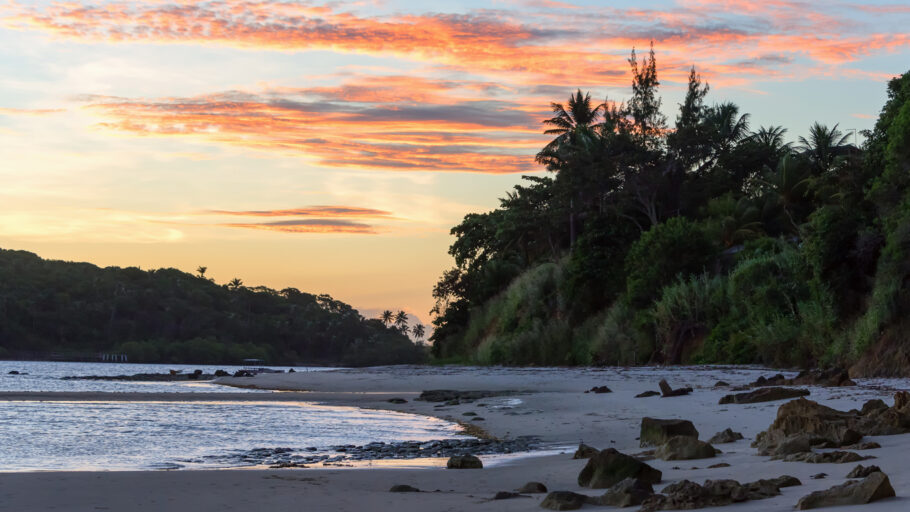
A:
[2,365,909,511]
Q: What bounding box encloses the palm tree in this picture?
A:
[761,154,812,233]
[412,324,426,344]
[227,277,243,290]
[798,122,851,174]
[538,90,604,156]
[750,126,789,156]
[196,266,207,278]
[394,310,408,331]
[380,310,393,325]
[707,102,750,154]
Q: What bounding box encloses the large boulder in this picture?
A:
[640,418,699,447]
[719,387,810,404]
[578,448,662,489]
[654,436,718,461]
[752,399,861,455]
[783,450,869,464]
[592,478,654,507]
[540,491,588,510]
[796,472,895,509]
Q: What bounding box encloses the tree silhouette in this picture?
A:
[412,323,426,343]
[227,278,244,290]
[798,122,851,174]
[380,310,393,325]
[394,310,409,331]
[196,266,207,278]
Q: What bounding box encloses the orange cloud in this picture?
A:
[0,107,66,116]
[223,219,379,234]
[4,0,907,89]
[208,206,394,218]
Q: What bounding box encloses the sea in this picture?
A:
[0,361,469,471]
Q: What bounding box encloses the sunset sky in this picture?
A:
[1,0,909,325]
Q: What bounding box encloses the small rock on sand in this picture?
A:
[517,481,548,493]
[389,485,420,492]
[446,455,483,469]
[540,491,588,510]
[708,428,744,444]
[796,471,895,509]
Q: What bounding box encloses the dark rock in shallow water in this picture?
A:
[640,418,699,448]
[846,464,882,478]
[578,448,662,489]
[658,379,692,397]
[387,398,407,404]
[540,491,588,510]
[811,473,827,479]
[796,472,895,509]
[844,441,881,450]
[517,481,548,493]
[636,390,661,398]
[585,385,612,394]
[708,428,744,444]
[214,369,229,377]
[573,443,599,459]
[8,371,19,375]
[446,454,482,469]
[708,463,731,468]
[493,491,523,500]
[719,387,810,405]
[389,484,420,492]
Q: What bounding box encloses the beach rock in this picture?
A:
[708,463,731,468]
[387,398,408,404]
[417,390,509,402]
[517,481,548,493]
[655,436,717,461]
[659,379,692,397]
[577,448,662,489]
[636,391,661,398]
[233,370,254,377]
[493,491,522,500]
[446,455,483,469]
[586,385,612,394]
[846,464,881,478]
[641,475,800,512]
[188,369,203,380]
[811,473,827,479]
[751,368,855,388]
[463,411,477,416]
[640,418,699,447]
[540,491,588,510]
[573,443,599,459]
[471,417,485,421]
[714,381,729,387]
[592,478,655,507]
[708,428,744,444]
[8,371,19,375]
[768,435,812,457]
[844,441,881,450]
[796,471,895,509]
[783,450,869,464]
[752,399,865,455]
[719,387,810,405]
[214,369,229,377]
[389,484,420,492]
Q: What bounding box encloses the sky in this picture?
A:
[1,0,909,326]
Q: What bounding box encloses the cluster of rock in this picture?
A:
[584,386,612,394]
[658,379,692,397]
[752,393,910,459]
[203,437,537,468]
[416,389,515,403]
[640,475,801,511]
[63,369,223,381]
[750,368,855,388]
[719,386,810,404]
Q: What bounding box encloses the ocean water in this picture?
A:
[0,361,469,471]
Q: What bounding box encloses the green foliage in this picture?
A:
[429,57,910,372]
[0,249,424,366]
[624,217,715,307]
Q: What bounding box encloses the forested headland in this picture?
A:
[0,249,425,366]
[430,48,910,376]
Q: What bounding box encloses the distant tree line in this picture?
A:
[0,250,426,366]
[430,46,910,375]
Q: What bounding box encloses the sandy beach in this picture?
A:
[2,365,909,511]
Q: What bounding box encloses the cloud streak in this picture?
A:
[223,218,379,234]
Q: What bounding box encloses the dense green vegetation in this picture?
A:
[0,250,425,366]
[430,47,910,375]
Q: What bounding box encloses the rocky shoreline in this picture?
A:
[182,436,541,469]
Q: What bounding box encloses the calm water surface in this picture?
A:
[0,361,468,471]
